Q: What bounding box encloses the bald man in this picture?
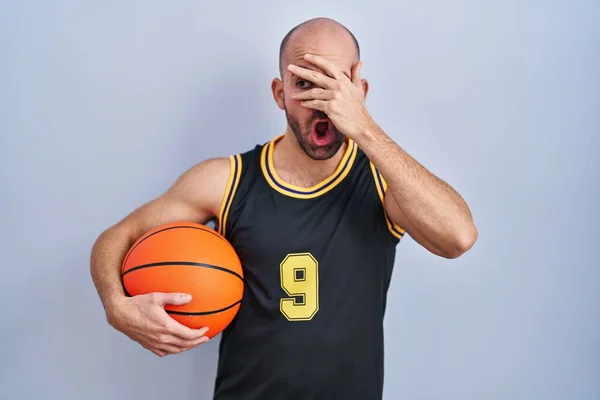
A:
[91,17,478,400]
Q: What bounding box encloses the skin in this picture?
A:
[90,17,477,358]
[275,19,478,257]
[270,20,363,187]
[90,158,229,357]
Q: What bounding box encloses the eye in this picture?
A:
[296,80,312,89]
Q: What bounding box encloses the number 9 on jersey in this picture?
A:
[279,253,319,321]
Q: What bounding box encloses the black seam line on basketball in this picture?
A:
[166,300,242,316]
[121,261,244,282]
[122,225,230,268]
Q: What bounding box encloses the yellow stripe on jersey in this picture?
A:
[369,162,405,240]
[218,154,242,237]
[260,135,358,199]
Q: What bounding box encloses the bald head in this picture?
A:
[278,18,360,77]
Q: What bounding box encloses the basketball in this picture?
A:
[121,221,244,339]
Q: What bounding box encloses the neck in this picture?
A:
[272,130,347,188]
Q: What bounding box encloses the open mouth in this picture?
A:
[312,119,333,145]
[315,121,328,137]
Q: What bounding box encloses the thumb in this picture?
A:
[152,292,192,306]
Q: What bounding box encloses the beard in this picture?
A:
[284,106,345,161]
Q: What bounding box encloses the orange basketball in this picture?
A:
[121,221,244,339]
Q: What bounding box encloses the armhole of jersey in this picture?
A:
[369,161,405,241]
[217,154,242,237]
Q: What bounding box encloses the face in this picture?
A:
[284,92,345,161]
[272,30,362,160]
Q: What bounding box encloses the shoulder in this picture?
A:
[212,143,268,236]
[172,157,231,193]
[225,142,268,190]
[165,157,231,218]
[177,144,262,218]
[173,142,262,191]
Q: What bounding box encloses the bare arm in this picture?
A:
[90,157,231,356]
[282,53,477,258]
[359,123,478,259]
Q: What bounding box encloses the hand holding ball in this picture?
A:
[121,221,244,340]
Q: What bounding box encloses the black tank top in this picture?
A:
[212,135,404,400]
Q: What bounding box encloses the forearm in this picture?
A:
[357,120,476,251]
[90,227,133,314]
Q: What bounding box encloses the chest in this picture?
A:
[227,177,390,279]
[274,165,335,188]
[224,178,397,323]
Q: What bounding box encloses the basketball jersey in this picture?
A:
[212,135,405,400]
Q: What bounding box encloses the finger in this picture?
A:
[156,343,183,355]
[151,292,193,306]
[181,335,211,350]
[291,88,334,101]
[287,64,336,89]
[300,99,328,112]
[165,322,210,341]
[186,335,211,348]
[303,54,346,81]
[143,342,168,357]
[157,331,210,349]
[152,349,168,357]
[351,60,362,87]
[158,335,210,354]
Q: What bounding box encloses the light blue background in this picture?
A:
[1,1,598,399]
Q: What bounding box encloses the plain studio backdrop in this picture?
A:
[1,1,598,399]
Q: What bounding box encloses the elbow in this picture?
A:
[444,224,478,259]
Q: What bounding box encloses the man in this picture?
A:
[90,17,477,400]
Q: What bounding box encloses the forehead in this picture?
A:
[285,32,357,78]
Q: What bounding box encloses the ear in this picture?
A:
[361,78,369,99]
[351,60,369,99]
[271,77,285,110]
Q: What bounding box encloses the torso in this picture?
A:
[212,135,404,400]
